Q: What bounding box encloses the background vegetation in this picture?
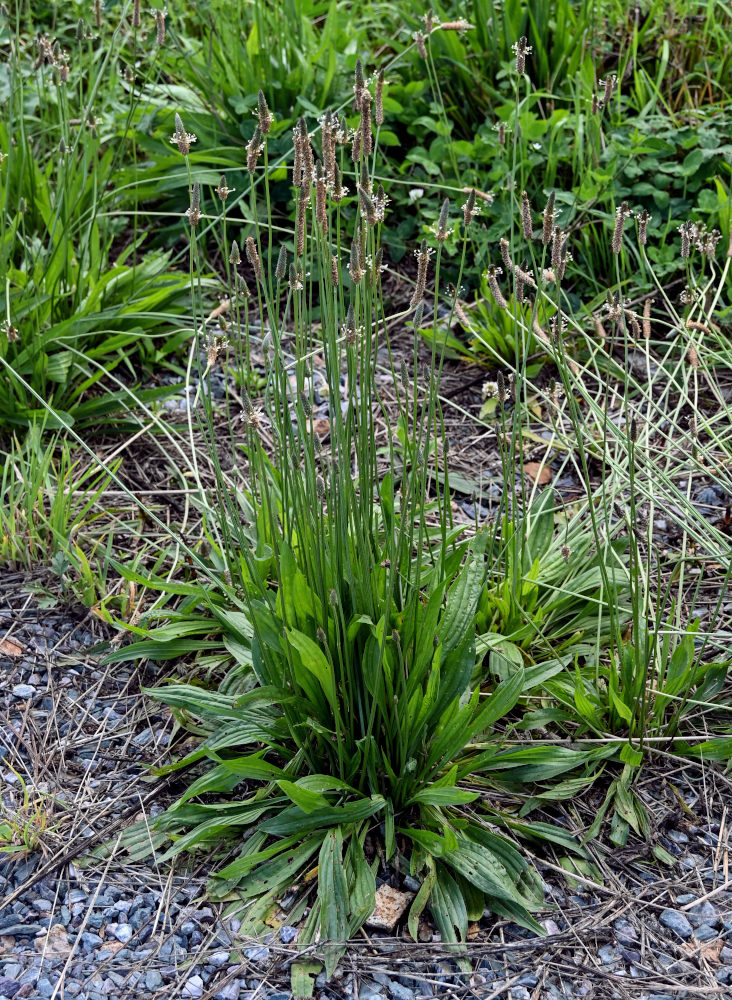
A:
[1,0,731,990]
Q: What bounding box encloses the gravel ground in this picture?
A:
[2,585,732,1000]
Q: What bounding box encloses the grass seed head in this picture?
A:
[636,208,650,246]
[348,239,364,284]
[410,240,431,308]
[316,162,328,234]
[551,227,563,270]
[611,202,632,254]
[361,90,373,157]
[229,239,241,266]
[542,190,556,245]
[246,124,263,174]
[375,69,385,125]
[245,236,263,282]
[487,266,507,309]
[462,189,478,227]
[257,89,272,134]
[354,58,365,112]
[289,262,303,291]
[413,31,427,58]
[499,238,513,273]
[359,185,377,227]
[215,174,232,202]
[601,73,617,109]
[520,190,533,240]
[185,181,201,227]
[512,36,532,74]
[331,254,339,287]
[132,0,141,29]
[435,198,450,242]
[296,183,308,257]
[170,113,196,156]
[275,246,287,282]
[154,8,166,46]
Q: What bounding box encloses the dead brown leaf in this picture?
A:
[0,637,23,656]
[523,462,552,485]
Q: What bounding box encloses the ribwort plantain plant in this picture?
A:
[110,66,571,976]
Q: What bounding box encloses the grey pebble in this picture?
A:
[244,946,269,964]
[694,923,719,942]
[598,945,619,964]
[31,898,53,913]
[145,970,164,989]
[214,982,242,1000]
[11,684,36,699]
[183,977,204,998]
[208,950,230,968]
[659,909,693,939]
[279,925,297,944]
[359,983,384,1000]
[686,900,719,928]
[111,923,133,943]
[0,978,21,999]
[0,923,43,936]
[387,982,414,1000]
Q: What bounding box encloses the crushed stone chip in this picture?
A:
[366,884,414,932]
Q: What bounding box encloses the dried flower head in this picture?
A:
[703,228,722,259]
[295,182,308,257]
[245,236,263,282]
[170,113,196,156]
[132,0,141,28]
[315,162,328,235]
[520,190,533,240]
[497,370,508,405]
[331,254,339,287]
[499,238,513,273]
[413,31,427,58]
[375,69,385,126]
[320,109,337,184]
[439,20,474,32]
[185,182,201,227]
[205,333,228,370]
[539,192,555,247]
[410,240,432,308]
[487,266,507,309]
[551,226,564,271]
[636,208,650,246]
[153,7,166,46]
[360,90,373,157]
[642,297,653,338]
[611,202,632,254]
[2,320,19,343]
